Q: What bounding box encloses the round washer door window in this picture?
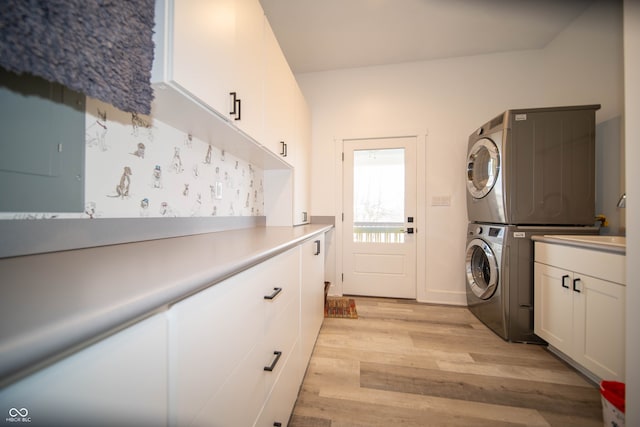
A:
[466,138,500,199]
[465,238,498,299]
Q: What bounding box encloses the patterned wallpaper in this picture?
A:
[1,97,265,219]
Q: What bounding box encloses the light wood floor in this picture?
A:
[290,297,602,427]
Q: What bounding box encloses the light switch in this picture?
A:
[431,195,451,206]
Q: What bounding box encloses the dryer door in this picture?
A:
[465,238,499,299]
[466,138,500,199]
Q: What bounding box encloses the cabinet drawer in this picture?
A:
[261,248,301,331]
[169,248,302,425]
[534,242,625,284]
[264,294,300,396]
[256,340,302,427]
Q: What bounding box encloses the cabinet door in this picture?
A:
[572,274,625,381]
[231,0,265,141]
[263,17,295,159]
[0,313,168,426]
[171,0,236,115]
[190,337,267,427]
[534,262,573,351]
[168,271,264,426]
[292,83,311,225]
[300,236,325,364]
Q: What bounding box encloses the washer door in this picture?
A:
[465,238,499,299]
[466,138,500,199]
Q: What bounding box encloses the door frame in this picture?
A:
[332,130,427,301]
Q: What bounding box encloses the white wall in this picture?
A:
[623,0,639,424]
[297,0,623,304]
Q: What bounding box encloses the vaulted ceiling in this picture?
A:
[259,0,596,74]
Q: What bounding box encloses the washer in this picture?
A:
[466,223,509,340]
[466,105,600,225]
[466,223,598,343]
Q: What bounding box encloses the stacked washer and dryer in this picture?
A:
[465,105,600,343]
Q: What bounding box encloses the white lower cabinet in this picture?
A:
[0,313,169,426]
[168,246,305,426]
[0,233,327,427]
[534,242,626,382]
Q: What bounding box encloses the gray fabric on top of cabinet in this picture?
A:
[0,0,155,114]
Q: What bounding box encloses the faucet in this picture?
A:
[617,193,626,208]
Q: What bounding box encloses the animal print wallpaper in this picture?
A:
[1,97,265,219]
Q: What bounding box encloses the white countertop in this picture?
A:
[0,224,332,386]
[532,234,626,255]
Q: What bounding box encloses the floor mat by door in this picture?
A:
[325,297,358,319]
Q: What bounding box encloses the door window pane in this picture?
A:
[353,148,405,243]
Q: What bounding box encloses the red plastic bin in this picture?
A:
[600,380,625,427]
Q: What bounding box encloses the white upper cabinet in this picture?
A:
[229,0,265,140]
[263,17,312,225]
[263,17,295,159]
[154,0,233,114]
[153,0,312,224]
[153,0,264,142]
[292,83,311,224]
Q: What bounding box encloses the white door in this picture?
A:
[342,137,417,298]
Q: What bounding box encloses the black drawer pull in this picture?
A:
[264,351,282,372]
[314,239,321,256]
[264,287,283,300]
[573,278,581,293]
[561,275,570,289]
[274,423,282,427]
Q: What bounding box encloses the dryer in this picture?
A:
[466,105,600,225]
[465,223,597,343]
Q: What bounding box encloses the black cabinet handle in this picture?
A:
[264,351,282,372]
[264,287,282,300]
[280,141,286,156]
[573,278,581,293]
[561,274,570,288]
[314,239,321,256]
[284,142,287,157]
[229,92,241,120]
[229,92,237,115]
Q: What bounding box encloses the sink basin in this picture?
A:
[546,235,626,248]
